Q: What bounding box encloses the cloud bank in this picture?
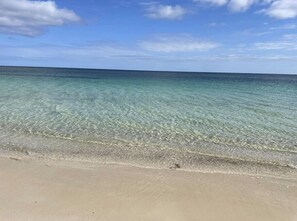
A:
[254,34,297,50]
[0,0,81,36]
[139,35,219,52]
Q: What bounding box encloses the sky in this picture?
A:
[0,0,297,74]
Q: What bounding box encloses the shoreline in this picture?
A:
[3,153,297,181]
[2,151,297,181]
[1,140,297,180]
[0,156,297,221]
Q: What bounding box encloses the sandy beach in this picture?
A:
[0,156,296,221]
[2,0,297,219]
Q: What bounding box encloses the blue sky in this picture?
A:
[0,0,297,74]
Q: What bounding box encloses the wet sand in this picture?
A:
[0,157,296,221]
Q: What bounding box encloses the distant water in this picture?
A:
[0,66,297,176]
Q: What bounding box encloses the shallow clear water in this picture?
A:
[0,67,297,174]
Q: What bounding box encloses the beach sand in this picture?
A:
[0,157,296,221]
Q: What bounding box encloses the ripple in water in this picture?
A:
[0,67,297,176]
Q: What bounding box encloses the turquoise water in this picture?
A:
[0,67,297,175]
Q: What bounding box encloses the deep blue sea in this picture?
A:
[0,66,296,176]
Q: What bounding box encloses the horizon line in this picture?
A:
[0,65,296,76]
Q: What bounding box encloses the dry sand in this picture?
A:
[0,156,296,221]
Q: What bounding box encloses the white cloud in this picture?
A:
[270,23,297,29]
[254,34,297,50]
[198,0,257,11]
[228,0,258,12]
[139,35,219,52]
[144,3,187,20]
[209,22,226,27]
[195,0,258,11]
[0,42,150,63]
[283,34,297,39]
[195,0,228,6]
[255,41,297,49]
[0,0,81,36]
[264,0,297,19]
[195,0,297,18]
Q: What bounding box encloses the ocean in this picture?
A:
[0,66,296,176]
